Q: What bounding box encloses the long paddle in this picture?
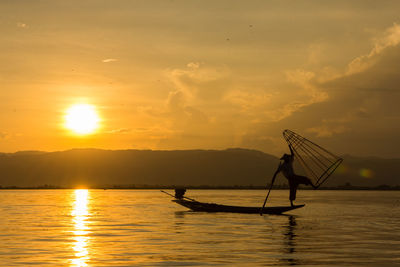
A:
[260,162,281,216]
[160,190,197,202]
[160,190,175,197]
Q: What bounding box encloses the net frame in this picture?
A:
[283,129,343,188]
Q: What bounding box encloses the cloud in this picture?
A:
[183,106,208,123]
[306,125,348,137]
[223,90,272,113]
[102,58,118,63]
[138,64,213,131]
[286,69,329,103]
[261,69,328,122]
[16,22,27,28]
[155,61,334,151]
[134,24,400,156]
[266,101,315,122]
[162,63,231,121]
[236,23,400,157]
[307,23,400,118]
[187,62,200,69]
[134,63,236,149]
[347,23,400,75]
[0,131,9,139]
[107,128,131,134]
[277,23,400,156]
[166,90,185,112]
[166,62,230,102]
[307,43,325,65]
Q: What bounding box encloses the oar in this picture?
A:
[160,190,175,197]
[259,178,276,216]
[160,190,197,202]
[260,162,281,216]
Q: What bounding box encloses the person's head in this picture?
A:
[280,153,291,162]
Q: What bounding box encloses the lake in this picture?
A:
[0,189,399,266]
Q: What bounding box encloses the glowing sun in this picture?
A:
[65,104,100,135]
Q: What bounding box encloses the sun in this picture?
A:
[65,104,100,135]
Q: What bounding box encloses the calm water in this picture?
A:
[0,189,399,266]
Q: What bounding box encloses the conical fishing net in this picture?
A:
[283,129,343,188]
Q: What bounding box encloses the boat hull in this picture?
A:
[173,199,304,214]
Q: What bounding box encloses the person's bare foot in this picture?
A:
[312,184,318,190]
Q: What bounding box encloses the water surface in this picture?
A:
[0,189,399,266]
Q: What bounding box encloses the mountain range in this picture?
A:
[0,148,398,188]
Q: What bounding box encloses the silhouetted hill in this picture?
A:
[0,148,278,187]
[325,155,400,187]
[0,149,398,188]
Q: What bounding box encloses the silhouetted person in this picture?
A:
[174,188,186,199]
[273,145,316,206]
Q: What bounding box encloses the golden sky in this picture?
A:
[1,1,399,157]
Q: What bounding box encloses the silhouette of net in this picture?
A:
[283,129,343,188]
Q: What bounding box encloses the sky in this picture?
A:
[0,0,399,157]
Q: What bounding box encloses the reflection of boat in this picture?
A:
[173,198,304,214]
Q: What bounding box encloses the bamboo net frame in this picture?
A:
[283,129,343,188]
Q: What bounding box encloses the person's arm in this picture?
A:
[272,162,282,180]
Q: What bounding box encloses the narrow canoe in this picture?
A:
[173,199,305,214]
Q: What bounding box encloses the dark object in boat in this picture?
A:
[174,188,186,199]
[172,198,304,214]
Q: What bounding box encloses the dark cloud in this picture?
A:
[281,38,399,156]
[238,24,400,157]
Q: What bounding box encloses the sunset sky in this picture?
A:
[1,0,399,157]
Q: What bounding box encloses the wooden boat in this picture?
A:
[172,198,304,214]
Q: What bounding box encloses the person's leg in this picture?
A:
[295,175,317,189]
[289,180,298,207]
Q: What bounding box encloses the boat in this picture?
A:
[162,189,304,214]
[173,198,304,214]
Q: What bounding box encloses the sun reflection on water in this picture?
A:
[71,189,90,267]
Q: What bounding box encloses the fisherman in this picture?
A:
[273,144,317,206]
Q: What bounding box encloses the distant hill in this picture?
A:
[0,148,398,188]
[327,155,400,187]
